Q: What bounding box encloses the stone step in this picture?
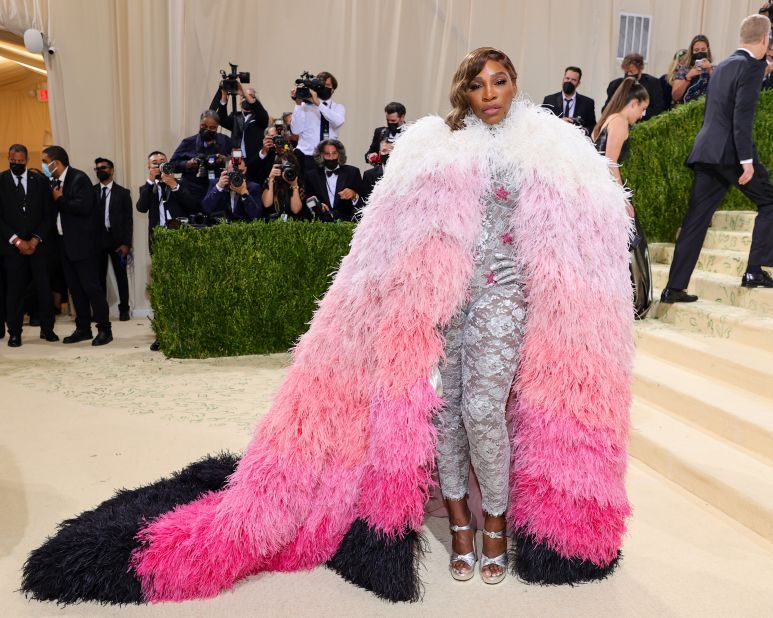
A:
[633,351,773,465]
[650,244,749,278]
[635,320,773,400]
[651,288,773,349]
[651,264,773,316]
[630,399,773,544]
[702,229,752,252]
[711,210,756,233]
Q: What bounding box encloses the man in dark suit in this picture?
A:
[662,14,773,302]
[210,80,269,184]
[304,139,363,222]
[542,66,596,136]
[201,162,263,221]
[362,140,394,204]
[0,144,57,346]
[42,145,112,345]
[136,151,198,254]
[603,53,664,120]
[364,102,407,164]
[93,157,132,321]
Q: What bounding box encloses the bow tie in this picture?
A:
[326,169,339,177]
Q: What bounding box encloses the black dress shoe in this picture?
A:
[8,334,21,347]
[63,329,93,344]
[119,310,131,321]
[660,288,698,303]
[40,330,60,342]
[92,330,113,346]
[741,271,773,288]
[150,340,160,352]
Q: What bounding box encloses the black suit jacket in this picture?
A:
[603,73,665,120]
[541,92,596,135]
[361,165,383,203]
[94,182,133,248]
[210,91,269,182]
[687,50,767,167]
[57,167,99,261]
[304,164,363,222]
[136,181,198,251]
[0,170,55,255]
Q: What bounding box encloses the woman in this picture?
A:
[672,35,714,104]
[659,48,688,110]
[23,48,634,604]
[593,78,653,319]
[261,149,304,220]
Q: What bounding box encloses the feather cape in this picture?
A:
[22,102,634,604]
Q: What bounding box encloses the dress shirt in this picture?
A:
[146,179,179,226]
[56,166,69,235]
[291,99,346,155]
[562,92,577,118]
[325,167,339,207]
[100,181,113,229]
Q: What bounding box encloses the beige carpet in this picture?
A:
[2,319,772,618]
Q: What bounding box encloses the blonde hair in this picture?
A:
[666,49,689,85]
[445,47,518,131]
[740,14,771,44]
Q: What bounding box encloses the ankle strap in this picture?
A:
[481,528,506,539]
[450,518,474,533]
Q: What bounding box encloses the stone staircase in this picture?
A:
[632,210,773,544]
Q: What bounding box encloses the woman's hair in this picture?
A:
[445,47,518,131]
[666,48,688,85]
[592,77,649,141]
[686,34,712,67]
[313,139,347,167]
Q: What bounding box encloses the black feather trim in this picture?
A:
[20,452,238,605]
[511,531,621,585]
[326,519,425,603]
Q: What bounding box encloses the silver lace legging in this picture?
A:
[435,282,527,516]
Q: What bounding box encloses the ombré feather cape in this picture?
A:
[22,102,634,604]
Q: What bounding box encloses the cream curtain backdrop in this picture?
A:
[0,0,765,312]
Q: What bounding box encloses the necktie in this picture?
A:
[563,98,571,117]
[326,169,339,177]
[16,176,25,212]
[320,103,330,141]
[101,186,109,229]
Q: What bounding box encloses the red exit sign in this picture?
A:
[36,89,48,102]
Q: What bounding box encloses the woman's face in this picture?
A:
[466,59,517,125]
[692,40,709,56]
[626,99,649,125]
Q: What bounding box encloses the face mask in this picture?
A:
[386,122,400,133]
[323,158,338,170]
[9,163,26,176]
[200,128,217,141]
[562,81,576,95]
[767,57,773,66]
[42,162,53,178]
[241,100,252,113]
[317,87,332,101]
[96,169,111,182]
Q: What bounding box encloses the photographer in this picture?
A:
[364,102,407,164]
[541,67,596,136]
[362,140,393,204]
[290,71,345,173]
[170,110,230,207]
[304,139,362,222]
[261,148,304,221]
[209,77,269,182]
[672,35,715,104]
[202,158,263,221]
[603,53,664,119]
[136,151,197,254]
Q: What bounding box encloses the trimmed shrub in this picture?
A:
[623,89,773,242]
[149,221,354,358]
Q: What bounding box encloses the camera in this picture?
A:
[159,162,174,175]
[280,160,297,183]
[272,134,289,150]
[220,62,250,95]
[306,195,335,222]
[195,153,221,178]
[293,70,325,101]
[227,170,244,188]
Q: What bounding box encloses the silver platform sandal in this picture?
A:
[449,518,477,581]
[480,528,508,585]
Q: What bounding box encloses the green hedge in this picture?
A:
[623,89,773,242]
[149,221,354,358]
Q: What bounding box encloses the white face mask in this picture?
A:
[767,57,773,66]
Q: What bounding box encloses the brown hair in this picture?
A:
[621,53,644,70]
[740,14,771,43]
[445,47,518,131]
[685,34,712,68]
[592,77,649,141]
[317,71,338,91]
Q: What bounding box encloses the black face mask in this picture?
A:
[323,159,338,170]
[200,128,217,142]
[96,169,111,182]
[241,100,253,113]
[562,81,576,95]
[317,87,332,101]
[9,163,26,176]
[386,121,400,133]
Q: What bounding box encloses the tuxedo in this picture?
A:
[364,125,406,163]
[541,92,596,136]
[201,180,264,221]
[0,169,55,335]
[55,166,110,332]
[136,180,198,253]
[667,49,773,290]
[94,181,133,314]
[361,165,384,203]
[304,164,363,222]
[603,73,665,120]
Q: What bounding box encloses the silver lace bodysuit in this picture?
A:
[434,173,528,516]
